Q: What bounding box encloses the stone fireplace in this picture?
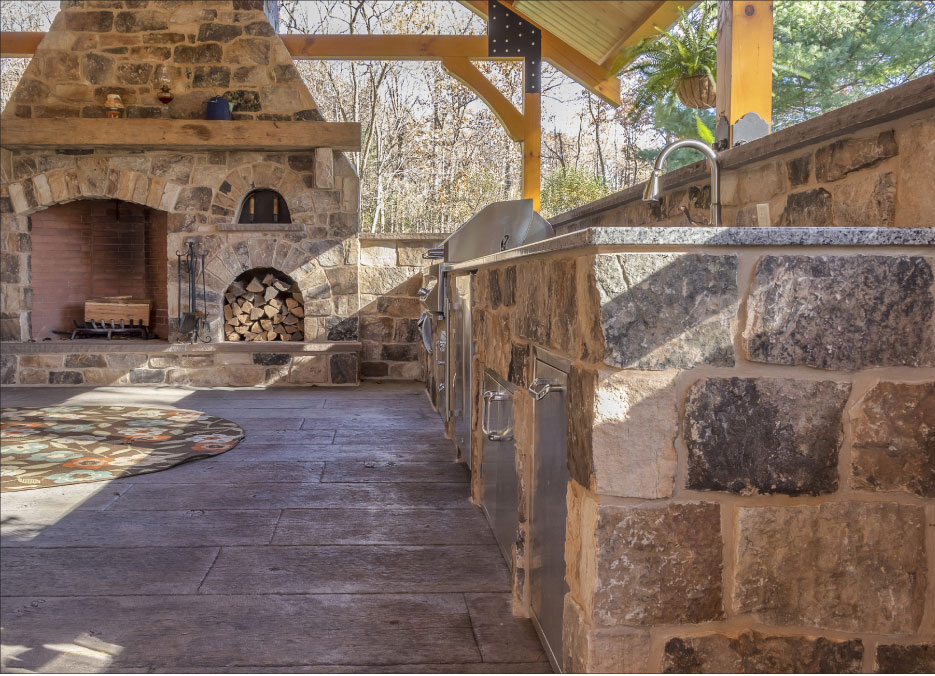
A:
[1,0,363,385]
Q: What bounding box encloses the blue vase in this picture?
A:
[206,96,232,121]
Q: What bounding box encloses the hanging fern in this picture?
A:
[623,2,718,120]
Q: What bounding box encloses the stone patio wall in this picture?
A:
[358,233,444,381]
[549,76,934,233]
[465,242,934,673]
[0,341,360,387]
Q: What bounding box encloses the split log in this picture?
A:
[225,272,304,342]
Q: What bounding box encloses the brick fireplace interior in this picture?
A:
[31,199,168,340]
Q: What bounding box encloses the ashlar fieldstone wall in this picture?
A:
[550,77,934,233]
[358,233,445,380]
[464,239,934,673]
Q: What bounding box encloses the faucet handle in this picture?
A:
[680,206,707,227]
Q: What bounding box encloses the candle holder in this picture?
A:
[105,93,124,119]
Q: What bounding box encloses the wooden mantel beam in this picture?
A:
[0,119,362,152]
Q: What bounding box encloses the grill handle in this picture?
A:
[528,378,565,401]
[482,390,513,441]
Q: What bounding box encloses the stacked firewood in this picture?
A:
[223,272,304,341]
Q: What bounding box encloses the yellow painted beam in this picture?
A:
[0,31,506,62]
[459,0,621,106]
[716,0,773,144]
[602,1,695,74]
[442,57,524,141]
[540,33,621,107]
[1,26,621,106]
[522,92,541,210]
[279,34,502,61]
[0,31,43,57]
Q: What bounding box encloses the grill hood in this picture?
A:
[440,199,554,263]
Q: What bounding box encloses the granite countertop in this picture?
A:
[444,227,935,271]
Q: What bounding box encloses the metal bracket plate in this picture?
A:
[487,0,541,94]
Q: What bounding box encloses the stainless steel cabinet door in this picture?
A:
[529,359,570,671]
[452,274,473,467]
[480,370,518,566]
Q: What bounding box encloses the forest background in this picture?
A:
[1,0,932,231]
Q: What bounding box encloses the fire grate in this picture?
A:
[53,318,155,340]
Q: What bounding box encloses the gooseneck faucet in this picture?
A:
[642,139,721,227]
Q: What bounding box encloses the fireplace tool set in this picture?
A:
[176,241,212,343]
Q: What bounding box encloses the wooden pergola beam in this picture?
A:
[0,31,43,57]
[522,92,541,210]
[279,34,503,61]
[441,57,524,142]
[716,0,773,146]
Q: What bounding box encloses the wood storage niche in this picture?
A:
[224,268,305,342]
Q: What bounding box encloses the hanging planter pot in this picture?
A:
[676,74,716,109]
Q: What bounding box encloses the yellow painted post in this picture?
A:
[522,92,541,210]
[716,0,773,146]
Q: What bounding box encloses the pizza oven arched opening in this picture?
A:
[238,189,291,224]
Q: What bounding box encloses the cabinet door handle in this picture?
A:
[482,390,513,441]
[528,378,565,401]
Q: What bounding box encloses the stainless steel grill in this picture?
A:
[418,199,555,462]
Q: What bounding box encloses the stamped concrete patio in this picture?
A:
[0,383,549,673]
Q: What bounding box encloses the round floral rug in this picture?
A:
[1,406,244,492]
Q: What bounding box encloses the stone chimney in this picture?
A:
[3,0,321,122]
